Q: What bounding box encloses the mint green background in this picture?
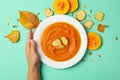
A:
[0,0,120,80]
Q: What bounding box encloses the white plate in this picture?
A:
[34,15,87,69]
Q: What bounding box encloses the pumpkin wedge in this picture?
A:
[53,0,69,14]
[87,32,102,50]
[68,0,78,12]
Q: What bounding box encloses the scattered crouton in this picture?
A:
[95,12,104,21]
[76,10,86,21]
[84,20,94,29]
[44,8,54,17]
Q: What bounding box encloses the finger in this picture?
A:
[26,30,33,55]
[27,30,33,44]
[30,39,37,54]
[26,30,33,48]
[26,30,32,48]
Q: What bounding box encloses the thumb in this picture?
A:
[30,39,37,53]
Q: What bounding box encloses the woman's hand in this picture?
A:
[26,30,41,80]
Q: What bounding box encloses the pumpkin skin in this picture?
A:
[53,0,69,14]
[87,32,102,50]
[68,0,78,12]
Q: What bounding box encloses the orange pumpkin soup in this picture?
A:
[41,22,81,62]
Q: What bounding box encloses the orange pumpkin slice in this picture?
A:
[87,32,102,50]
[68,0,78,12]
[53,0,69,14]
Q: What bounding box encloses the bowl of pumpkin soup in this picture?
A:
[34,15,87,69]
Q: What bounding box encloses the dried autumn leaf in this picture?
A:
[98,24,106,32]
[19,11,39,29]
[5,30,20,43]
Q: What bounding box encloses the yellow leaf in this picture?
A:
[19,11,40,29]
[5,30,20,43]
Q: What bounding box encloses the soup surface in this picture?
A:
[41,22,81,62]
